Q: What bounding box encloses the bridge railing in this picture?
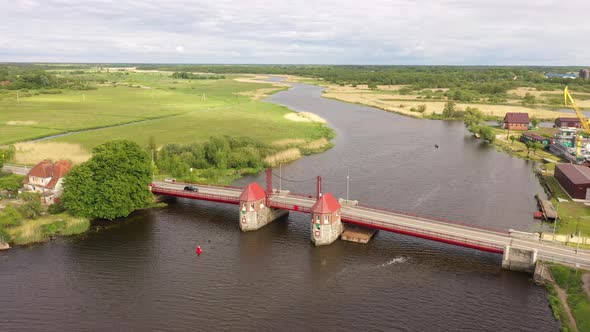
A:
[355,203,509,235]
[151,182,244,191]
[267,200,313,213]
[341,214,505,253]
[151,187,240,204]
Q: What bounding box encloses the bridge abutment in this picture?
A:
[311,193,343,246]
[502,245,538,273]
[239,183,288,232]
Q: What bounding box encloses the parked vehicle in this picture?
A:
[184,185,199,192]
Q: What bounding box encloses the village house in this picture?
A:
[24,160,72,204]
[503,112,530,131]
[554,117,582,129]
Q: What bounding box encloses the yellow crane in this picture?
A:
[564,86,590,157]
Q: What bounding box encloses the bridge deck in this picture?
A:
[151,181,590,269]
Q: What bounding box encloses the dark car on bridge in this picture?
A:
[184,185,199,192]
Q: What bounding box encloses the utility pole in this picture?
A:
[346,168,350,201]
[279,163,282,192]
[552,201,560,242]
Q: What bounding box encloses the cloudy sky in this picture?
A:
[1,0,589,65]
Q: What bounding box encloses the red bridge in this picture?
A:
[150,169,590,273]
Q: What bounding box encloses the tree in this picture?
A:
[0,146,15,168]
[62,140,152,220]
[442,101,456,119]
[479,126,496,143]
[18,192,43,219]
[526,141,533,157]
[0,174,24,197]
[509,135,517,145]
[532,142,544,156]
[530,117,539,128]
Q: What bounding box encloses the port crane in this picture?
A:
[564,86,590,157]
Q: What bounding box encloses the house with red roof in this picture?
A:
[24,160,72,204]
[503,112,530,131]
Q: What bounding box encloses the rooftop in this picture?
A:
[26,160,72,189]
[239,182,266,201]
[556,164,590,185]
[312,192,341,213]
[504,112,530,124]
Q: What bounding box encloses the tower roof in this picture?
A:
[239,182,266,201]
[312,192,341,213]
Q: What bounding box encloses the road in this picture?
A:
[150,182,590,269]
[1,164,30,175]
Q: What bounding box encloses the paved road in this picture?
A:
[151,181,242,198]
[1,164,30,175]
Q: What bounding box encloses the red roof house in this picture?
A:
[504,112,530,131]
[24,160,72,204]
[312,192,341,214]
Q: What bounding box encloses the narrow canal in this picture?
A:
[0,81,559,331]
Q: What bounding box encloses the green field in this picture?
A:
[0,71,330,161]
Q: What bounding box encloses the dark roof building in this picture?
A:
[554,164,590,200]
[520,132,550,145]
[555,117,582,129]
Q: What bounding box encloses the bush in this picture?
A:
[47,202,66,214]
[41,220,66,237]
[0,205,22,227]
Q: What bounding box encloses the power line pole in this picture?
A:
[346,168,350,201]
[553,201,560,242]
[279,163,282,192]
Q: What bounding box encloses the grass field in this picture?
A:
[549,264,590,332]
[1,71,332,164]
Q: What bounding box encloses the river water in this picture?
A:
[0,81,559,331]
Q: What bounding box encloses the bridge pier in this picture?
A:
[501,245,538,273]
[311,193,343,246]
[239,183,288,232]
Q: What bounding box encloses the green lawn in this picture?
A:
[1,72,329,151]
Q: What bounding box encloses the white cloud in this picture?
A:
[0,0,589,64]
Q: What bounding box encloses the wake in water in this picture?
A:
[375,256,408,269]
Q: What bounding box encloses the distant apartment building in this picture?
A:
[580,69,590,80]
[24,160,72,204]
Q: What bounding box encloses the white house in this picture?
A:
[24,160,72,204]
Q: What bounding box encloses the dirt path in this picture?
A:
[554,285,579,332]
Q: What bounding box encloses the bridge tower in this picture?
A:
[239,182,288,231]
[310,192,343,245]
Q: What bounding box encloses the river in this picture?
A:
[0,81,559,331]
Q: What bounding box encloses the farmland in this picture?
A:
[0,69,332,165]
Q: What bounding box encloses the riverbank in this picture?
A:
[545,264,590,331]
[5,212,89,245]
